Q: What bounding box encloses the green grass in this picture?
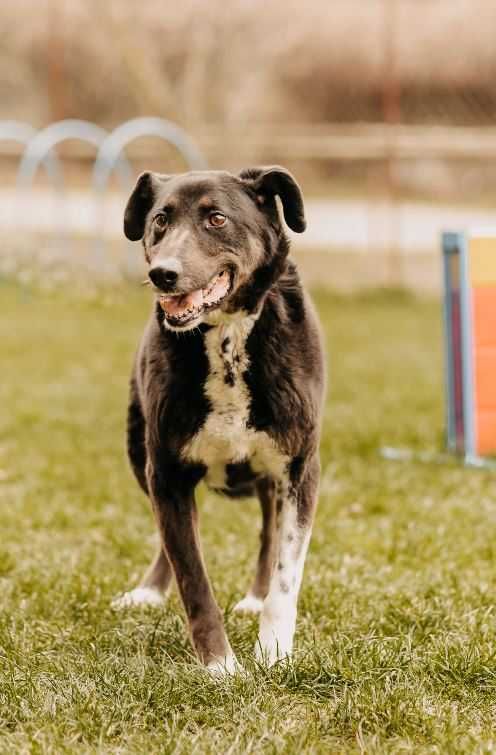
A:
[1,278,496,754]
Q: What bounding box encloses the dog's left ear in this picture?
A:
[124,171,169,241]
[239,165,306,233]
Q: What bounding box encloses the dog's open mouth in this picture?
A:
[158,269,231,327]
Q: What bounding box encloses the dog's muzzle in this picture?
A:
[158,269,232,327]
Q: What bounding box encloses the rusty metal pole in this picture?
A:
[382,0,402,286]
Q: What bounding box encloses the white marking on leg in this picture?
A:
[256,492,310,665]
[233,592,264,614]
[111,586,165,609]
[206,649,243,677]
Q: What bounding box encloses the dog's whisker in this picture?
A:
[141,279,151,287]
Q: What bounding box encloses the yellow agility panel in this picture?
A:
[469,236,496,286]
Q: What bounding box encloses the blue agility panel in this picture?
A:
[441,231,476,461]
[442,232,459,451]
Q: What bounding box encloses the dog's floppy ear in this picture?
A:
[239,165,306,233]
[124,172,169,241]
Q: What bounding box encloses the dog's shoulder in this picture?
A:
[238,260,325,454]
[247,261,325,385]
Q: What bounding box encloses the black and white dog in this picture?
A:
[114,167,325,674]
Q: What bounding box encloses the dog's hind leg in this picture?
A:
[255,454,320,666]
[234,477,279,614]
[112,544,173,609]
[140,544,173,592]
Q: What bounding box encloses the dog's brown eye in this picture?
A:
[209,212,226,228]
[154,213,168,230]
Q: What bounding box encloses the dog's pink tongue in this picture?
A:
[163,288,203,316]
[183,288,204,310]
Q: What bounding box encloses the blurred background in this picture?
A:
[1,0,496,289]
[4,4,496,746]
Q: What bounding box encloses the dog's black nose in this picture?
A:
[148,266,179,290]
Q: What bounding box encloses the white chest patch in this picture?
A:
[182,311,288,488]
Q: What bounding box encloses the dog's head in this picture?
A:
[123,167,306,331]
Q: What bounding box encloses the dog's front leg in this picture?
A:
[256,454,319,666]
[147,459,238,674]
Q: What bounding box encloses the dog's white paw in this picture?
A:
[254,637,292,667]
[111,586,164,610]
[206,652,243,678]
[255,610,295,666]
[233,593,264,614]
[255,637,292,667]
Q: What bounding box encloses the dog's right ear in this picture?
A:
[124,172,168,241]
[239,165,306,233]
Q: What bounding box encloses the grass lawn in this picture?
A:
[1,278,496,754]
